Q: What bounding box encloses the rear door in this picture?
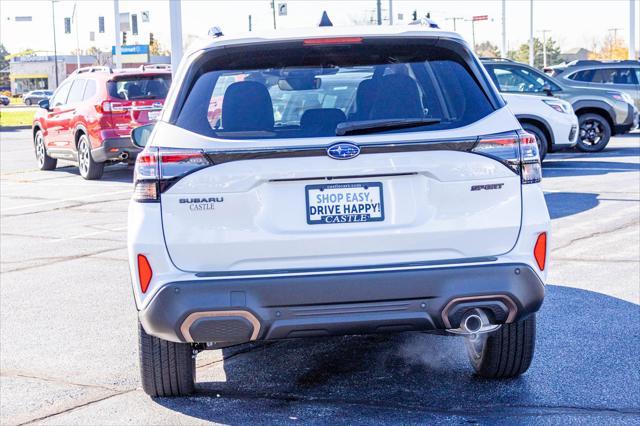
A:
[107,73,171,137]
[158,37,523,273]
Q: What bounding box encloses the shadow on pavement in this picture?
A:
[155,286,640,423]
[544,192,599,219]
[50,163,133,183]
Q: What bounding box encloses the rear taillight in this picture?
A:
[472,131,542,184]
[97,100,129,114]
[133,148,211,202]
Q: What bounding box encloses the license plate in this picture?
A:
[148,110,161,121]
[305,182,384,225]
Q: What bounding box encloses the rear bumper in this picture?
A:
[91,137,141,163]
[614,104,638,134]
[139,262,545,344]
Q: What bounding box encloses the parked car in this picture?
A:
[482,58,638,152]
[22,90,53,106]
[31,66,171,179]
[549,60,640,111]
[129,27,549,396]
[502,93,578,160]
[0,94,10,106]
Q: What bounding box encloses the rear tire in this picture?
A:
[465,315,536,378]
[77,134,104,180]
[138,321,196,397]
[34,130,57,170]
[577,113,611,152]
[25,99,32,106]
[521,123,548,161]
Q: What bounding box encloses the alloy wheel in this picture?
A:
[78,138,90,176]
[35,133,45,167]
[579,119,604,146]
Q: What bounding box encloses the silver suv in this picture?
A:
[482,59,638,152]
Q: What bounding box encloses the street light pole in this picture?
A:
[169,0,183,75]
[73,2,80,69]
[501,0,507,57]
[538,29,550,68]
[271,0,277,29]
[113,0,122,69]
[376,0,382,25]
[630,0,637,59]
[388,0,393,25]
[51,0,59,87]
[529,0,534,66]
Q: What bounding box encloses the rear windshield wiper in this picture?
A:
[336,118,441,136]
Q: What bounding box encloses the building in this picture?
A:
[9,55,96,95]
[9,50,170,95]
[559,48,593,63]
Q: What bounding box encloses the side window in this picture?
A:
[568,69,596,82]
[635,69,640,85]
[66,79,87,104]
[82,79,97,101]
[50,82,72,107]
[607,68,637,85]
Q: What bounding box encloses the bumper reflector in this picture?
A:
[534,233,547,271]
[137,254,153,293]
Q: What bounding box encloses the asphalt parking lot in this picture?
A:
[1,128,639,424]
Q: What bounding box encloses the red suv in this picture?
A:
[32,65,171,180]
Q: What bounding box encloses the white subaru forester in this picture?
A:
[128,27,550,397]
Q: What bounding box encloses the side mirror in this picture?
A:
[542,84,553,97]
[131,124,155,148]
[38,99,50,110]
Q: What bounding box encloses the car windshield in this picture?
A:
[107,75,171,100]
[175,39,496,140]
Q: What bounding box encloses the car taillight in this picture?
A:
[97,101,129,114]
[133,148,211,202]
[472,131,542,184]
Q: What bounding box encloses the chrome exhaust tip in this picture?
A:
[118,152,129,161]
[447,309,501,336]
[463,313,483,334]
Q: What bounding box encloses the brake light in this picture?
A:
[133,148,211,202]
[303,37,363,45]
[137,254,152,293]
[533,232,547,271]
[472,131,542,184]
[97,101,129,114]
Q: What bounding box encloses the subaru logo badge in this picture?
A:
[327,142,360,160]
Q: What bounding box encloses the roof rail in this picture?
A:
[479,57,514,62]
[72,66,112,75]
[569,59,640,66]
[139,64,171,71]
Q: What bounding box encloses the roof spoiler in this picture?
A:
[139,64,171,71]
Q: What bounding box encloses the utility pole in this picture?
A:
[51,0,59,87]
[630,0,637,59]
[271,0,277,29]
[608,27,623,59]
[73,2,80,69]
[501,0,507,57]
[113,0,122,69]
[445,17,464,32]
[249,14,252,32]
[388,0,393,25]
[169,0,183,75]
[538,29,551,68]
[529,0,534,66]
[376,0,382,25]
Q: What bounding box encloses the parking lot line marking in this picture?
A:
[48,226,128,243]
[0,190,131,213]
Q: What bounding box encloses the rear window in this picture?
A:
[107,75,171,100]
[175,39,497,140]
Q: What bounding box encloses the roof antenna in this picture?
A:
[319,11,333,27]
[208,26,224,38]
